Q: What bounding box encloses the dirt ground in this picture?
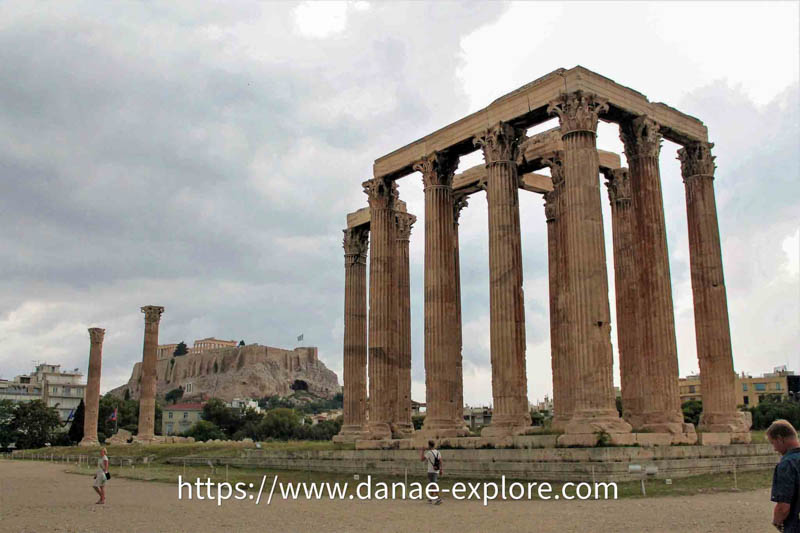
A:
[0,461,775,533]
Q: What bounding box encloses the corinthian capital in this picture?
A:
[88,327,106,344]
[620,116,662,159]
[141,306,164,325]
[453,194,469,224]
[547,91,608,136]
[474,122,526,165]
[677,141,716,179]
[362,177,397,210]
[543,191,557,223]
[395,212,416,241]
[541,151,565,188]
[604,168,631,206]
[414,151,458,190]
[343,226,369,258]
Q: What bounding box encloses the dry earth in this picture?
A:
[0,461,774,533]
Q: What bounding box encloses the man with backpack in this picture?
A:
[420,440,443,505]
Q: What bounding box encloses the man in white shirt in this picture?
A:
[420,440,443,504]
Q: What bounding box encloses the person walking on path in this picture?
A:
[767,420,800,532]
[92,447,110,504]
[420,440,443,505]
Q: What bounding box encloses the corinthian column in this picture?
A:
[547,92,631,435]
[393,211,416,438]
[474,123,531,436]
[619,117,687,435]
[334,226,370,442]
[604,168,645,429]
[137,305,164,442]
[79,327,105,446]
[453,194,469,428]
[363,177,398,439]
[678,142,750,439]
[542,153,572,431]
[414,152,469,437]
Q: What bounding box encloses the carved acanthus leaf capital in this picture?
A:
[541,151,565,188]
[141,306,164,325]
[343,226,369,258]
[543,191,557,223]
[678,141,716,179]
[362,177,397,210]
[620,116,662,159]
[88,327,106,344]
[604,168,631,206]
[547,91,609,136]
[474,122,526,165]
[395,212,416,241]
[413,151,458,190]
[453,194,469,224]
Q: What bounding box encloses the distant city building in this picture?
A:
[0,363,86,424]
[228,398,261,413]
[157,337,239,360]
[679,366,798,407]
[463,406,492,429]
[162,402,205,436]
[531,395,553,413]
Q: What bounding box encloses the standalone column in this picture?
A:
[475,123,532,436]
[363,178,397,439]
[79,327,105,446]
[548,92,631,435]
[137,305,164,442]
[678,142,750,440]
[620,117,687,435]
[334,226,370,442]
[414,152,469,437]
[543,154,572,431]
[453,195,469,427]
[604,168,645,429]
[393,211,416,437]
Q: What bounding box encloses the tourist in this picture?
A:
[767,420,800,532]
[92,447,110,504]
[420,440,442,505]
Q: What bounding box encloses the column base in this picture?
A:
[418,419,470,439]
[698,411,752,434]
[391,422,415,439]
[563,409,632,435]
[362,422,392,440]
[549,416,571,433]
[133,434,157,445]
[333,425,371,443]
[78,437,100,447]
[481,424,540,438]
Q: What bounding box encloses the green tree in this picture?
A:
[68,399,85,444]
[173,341,189,356]
[11,400,62,449]
[682,399,703,426]
[238,340,245,346]
[183,420,225,441]
[412,415,425,430]
[257,408,301,440]
[0,399,17,448]
[202,398,239,436]
[747,397,800,430]
[165,387,184,405]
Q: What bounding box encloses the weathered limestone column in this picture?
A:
[542,153,572,431]
[619,117,688,435]
[137,305,164,442]
[474,123,532,436]
[604,168,645,429]
[414,152,469,437]
[79,327,105,446]
[547,92,631,436]
[334,226,370,442]
[452,194,469,427]
[393,211,416,437]
[363,177,397,439]
[678,142,750,440]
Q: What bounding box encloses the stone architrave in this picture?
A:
[619,117,688,435]
[547,91,631,435]
[474,123,532,436]
[363,177,398,439]
[542,153,572,431]
[452,194,469,426]
[334,226,370,442]
[604,168,645,429]
[79,327,105,446]
[414,151,469,437]
[137,305,164,442]
[678,142,750,439]
[393,211,416,437]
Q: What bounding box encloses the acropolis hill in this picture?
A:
[109,340,340,403]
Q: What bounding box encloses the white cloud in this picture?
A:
[293,1,349,39]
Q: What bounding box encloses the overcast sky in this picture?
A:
[1,2,797,406]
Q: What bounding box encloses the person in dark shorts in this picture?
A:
[420,440,442,504]
[768,419,800,532]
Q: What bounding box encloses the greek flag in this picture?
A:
[297,333,304,342]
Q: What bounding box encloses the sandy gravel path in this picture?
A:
[0,461,774,533]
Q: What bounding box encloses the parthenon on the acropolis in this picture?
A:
[335,66,751,447]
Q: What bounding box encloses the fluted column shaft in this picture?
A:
[336,226,369,440]
[475,123,531,435]
[137,305,163,441]
[415,152,468,436]
[620,117,685,433]
[679,142,749,435]
[453,196,468,426]
[548,92,631,435]
[393,212,415,437]
[364,178,397,439]
[80,328,105,446]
